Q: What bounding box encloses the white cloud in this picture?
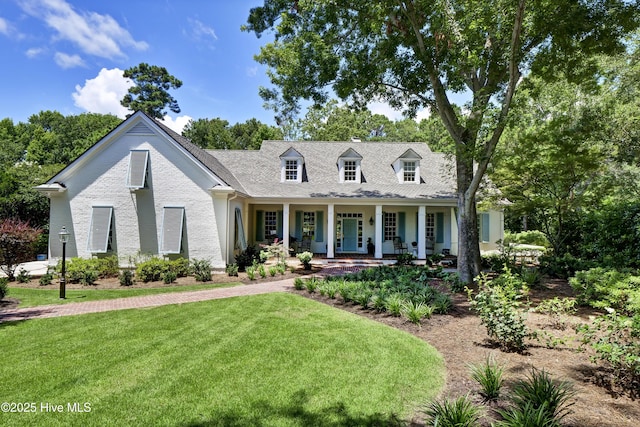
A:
[368,101,405,121]
[25,47,45,58]
[19,0,148,59]
[160,115,193,134]
[54,51,85,68]
[189,18,217,41]
[246,66,257,77]
[368,101,431,122]
[0,17,8,35]
[72,68,132,118]
[185,18,217,49]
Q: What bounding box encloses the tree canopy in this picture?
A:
[245,0,640,282]
[183,117,283,150]
[121,63,183,119]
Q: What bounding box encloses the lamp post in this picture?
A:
[58,226,70,299]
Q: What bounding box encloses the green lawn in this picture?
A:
[0,293,444,426]
[7,282,241,308]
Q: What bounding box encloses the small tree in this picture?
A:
[0,218,42,280]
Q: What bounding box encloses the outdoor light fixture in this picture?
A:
[58,226,70,299]
[369,217,374,226]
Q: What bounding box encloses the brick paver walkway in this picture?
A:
[0,279,295,323]
[0,263,377,323]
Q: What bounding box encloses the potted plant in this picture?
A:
[296,251,313,270]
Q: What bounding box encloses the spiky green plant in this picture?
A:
[424,395,481,427]
[469,355,504,401]
[510,369,575,423]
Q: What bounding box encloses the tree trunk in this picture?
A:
[456,151,482,284]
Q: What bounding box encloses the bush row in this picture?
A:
[52,256,213,286]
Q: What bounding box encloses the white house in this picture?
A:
[36,111,503,268]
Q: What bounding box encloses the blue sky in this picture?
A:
[0,0,288,132]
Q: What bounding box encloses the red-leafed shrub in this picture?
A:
[0,218,42,280]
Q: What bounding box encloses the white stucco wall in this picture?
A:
[47,118,227,268]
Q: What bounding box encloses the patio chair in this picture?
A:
[299,235,312,253]
[393,236,408,254]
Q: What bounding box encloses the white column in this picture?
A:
[282,202,290,253]
[327,203,335,258]
[418,205,426,259]
[374,205,383,259]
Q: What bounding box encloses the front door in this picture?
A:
[342,218,358,251]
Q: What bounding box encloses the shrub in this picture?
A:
[119,270,134,286]
[433,293,453,314]
[258,264,267,278]
[469,355,504,401]
[441,272,465,293]
[385,293,405,317]
[169,257,190,277]
[297,251,313,269]
[354,288,373,308]
[16,268,30,283]
[570,268,640,315]
[402,301,433,325]
[39,272,53,286]
[0,277,8,300]
[424,395,482,427]
[81,270,98,286]
[503,230,550,247]
[246,266,256,280]
[396,252,416,266]
[136,257,166,282]
[305,277,320,293]
[507,369,575,424]
[468,268,530,352]
[577,310,640,397]
[0,219,42,280]
[268,266,277,277]
[226,263,239,277]
[191,259,212,282]
[235,245,261,272]
[534,297,577,330]
[494,402,560,427]
[539,253,594,279]
[293,277,305,290]
[163,270,177,284]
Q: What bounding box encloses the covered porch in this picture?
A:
[243,201,459,261]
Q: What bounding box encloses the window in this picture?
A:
[160,207,185,254]
[343,160,357,182]
[126,150,149,189]
[264,211,278,238]
[425,213,435,241]
[88,206,113,253]
[479,213,490,243]
[403,161,416,182]
[285,159,298,181]
[302,212,315,239]
[384,212,396,241]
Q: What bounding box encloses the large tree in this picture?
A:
[121,63,183,119]
[245,0,639,282]
[183,117,283,150]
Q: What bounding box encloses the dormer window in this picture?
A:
[403,161,416,182]
[338,148,362,183]
[394,149,422,184]
[285,159,298,181]
[280,147,304,183]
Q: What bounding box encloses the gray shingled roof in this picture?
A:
[209,141,457,201]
